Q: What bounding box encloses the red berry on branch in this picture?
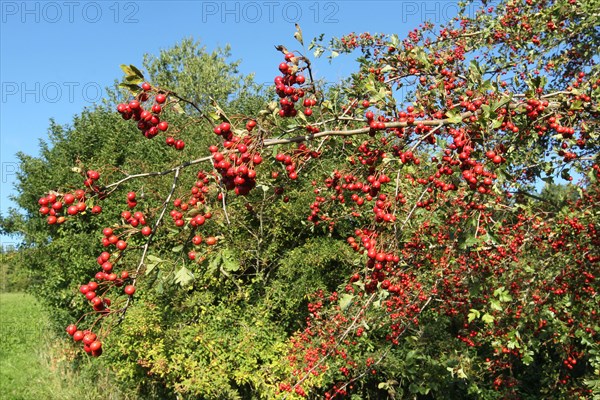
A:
[66,324,77,336]
[158,121,169,131]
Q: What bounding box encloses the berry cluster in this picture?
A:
[211,122,263,196]
[116,83,170,142]
[169,196,212,228]
[64,224,142,356]
[275,53,307,118]
[274,143,320,181]
[38,170,104,225]
[65,324,103,357]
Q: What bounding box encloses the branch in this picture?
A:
[116,166,182,322]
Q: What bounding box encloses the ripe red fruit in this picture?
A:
[89,340,102,352]
[116,240,128,251]
[83,333,97,345]
[64,193,75,204]
[219,122,231,132]
[67,205,78,215]
[73,331,84,342]
[155,94,166,104]
[295,75,305,84]
[129,100,140,110]
[175,140,185,150]
[127,192,136,201]
[205,237,217,246]
[124,285,136,296]
[91,205,102,214]
[141,226,152,236]
[141,82,151,91]
[66,324,77,336]
[279,62,289,73]
[188,251,196,260]
[91,348,103,357]
[85,291,96,300]
[158,121,169,131]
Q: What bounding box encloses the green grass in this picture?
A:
[0,292,128,400]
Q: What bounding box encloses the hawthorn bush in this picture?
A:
[4,0,600,398]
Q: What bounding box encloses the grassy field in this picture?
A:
[0,292,126,400]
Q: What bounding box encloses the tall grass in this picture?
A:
[0,292,134,400]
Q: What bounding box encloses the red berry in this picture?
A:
[124,285,136,296]
[279,62,289,73]
[66,324,77,336]
[73,331,84,342]
[158,121,169,131]
[89,340,102,352]
[83,333,97,345]
[155,94,166,104]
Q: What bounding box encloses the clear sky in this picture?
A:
[0,0,476,247]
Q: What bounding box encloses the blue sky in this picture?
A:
[0,0,475,246]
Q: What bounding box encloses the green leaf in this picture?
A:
[522,351,534,365]
[118,82,141,94]
[174,266,194,286]
[208,252,222,274]
[120,64,144,80]
[339,293,354,311]
[490,299,503,311]
[446,109,464,124]
[129,64,145,79]
[468,309,481,323]
[145,254,164,274]
[120,64,135,76]
[221,249,240,272]
[124,75,143,84]
[171,245,183,253]
[482,313,495,324]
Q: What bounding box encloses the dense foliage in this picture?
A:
[3,0,599,398]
